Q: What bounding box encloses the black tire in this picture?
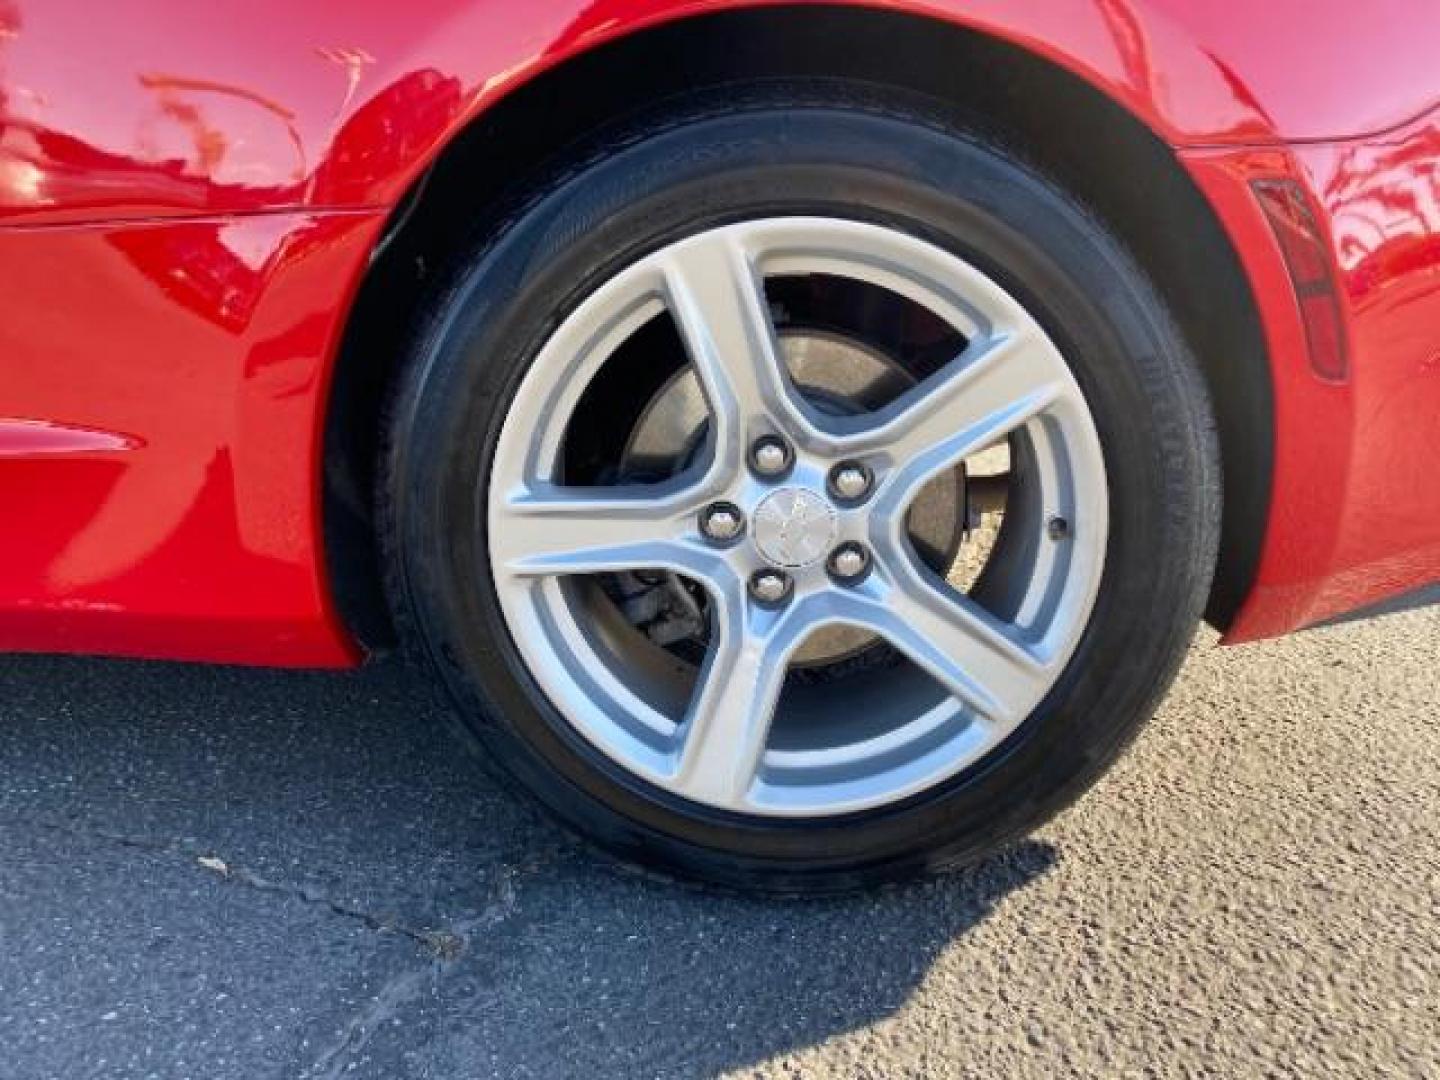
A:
[380,91,1220,894]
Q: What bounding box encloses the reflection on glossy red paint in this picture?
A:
[0,418,142,456]
[1320,124,1440,301]
[1189,110,1440,642]
[1298,118,1440,627]
[0,211,383,664]
[311,68,463,206]
[2,1,1439,226]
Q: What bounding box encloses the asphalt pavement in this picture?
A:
[2,609,1437,1078]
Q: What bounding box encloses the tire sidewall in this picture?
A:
[385,103,1218,890]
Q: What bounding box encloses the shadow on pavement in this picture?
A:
[0,653,1056,1079]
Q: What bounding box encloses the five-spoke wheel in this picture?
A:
[488,218,1108,815]
[383,95,1217,891]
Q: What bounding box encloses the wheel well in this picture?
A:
[324,4,1272,649]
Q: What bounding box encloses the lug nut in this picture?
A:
[749,435,793,479]
[830,546,868,579]
[749,569,793,606]
[699,502,745,544]
[827,542,871,583]
[829,462,873,503]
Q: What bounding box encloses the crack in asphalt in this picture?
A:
[8,814,561,1079]
[201,860,469,960]
[303,960,439,1080]
[10,816,485,958]
[300,866,525,1080]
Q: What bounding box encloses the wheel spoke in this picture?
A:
[670,587,807,808]
[894,331,1063,453]
[856,329,1065,498]
[827,575,1052,725]
[661,230,814,457]
[493,481,710,578]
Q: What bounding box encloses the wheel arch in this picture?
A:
[323,4,1272,648]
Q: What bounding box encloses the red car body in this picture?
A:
[1,0,1437,667]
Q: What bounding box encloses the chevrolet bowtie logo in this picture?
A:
[753,488,839,569]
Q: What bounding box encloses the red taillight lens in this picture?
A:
[1252,179,1349,383]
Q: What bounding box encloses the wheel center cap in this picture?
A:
[752,488,838,569]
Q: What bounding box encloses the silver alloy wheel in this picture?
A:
[488,217,1108,816]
